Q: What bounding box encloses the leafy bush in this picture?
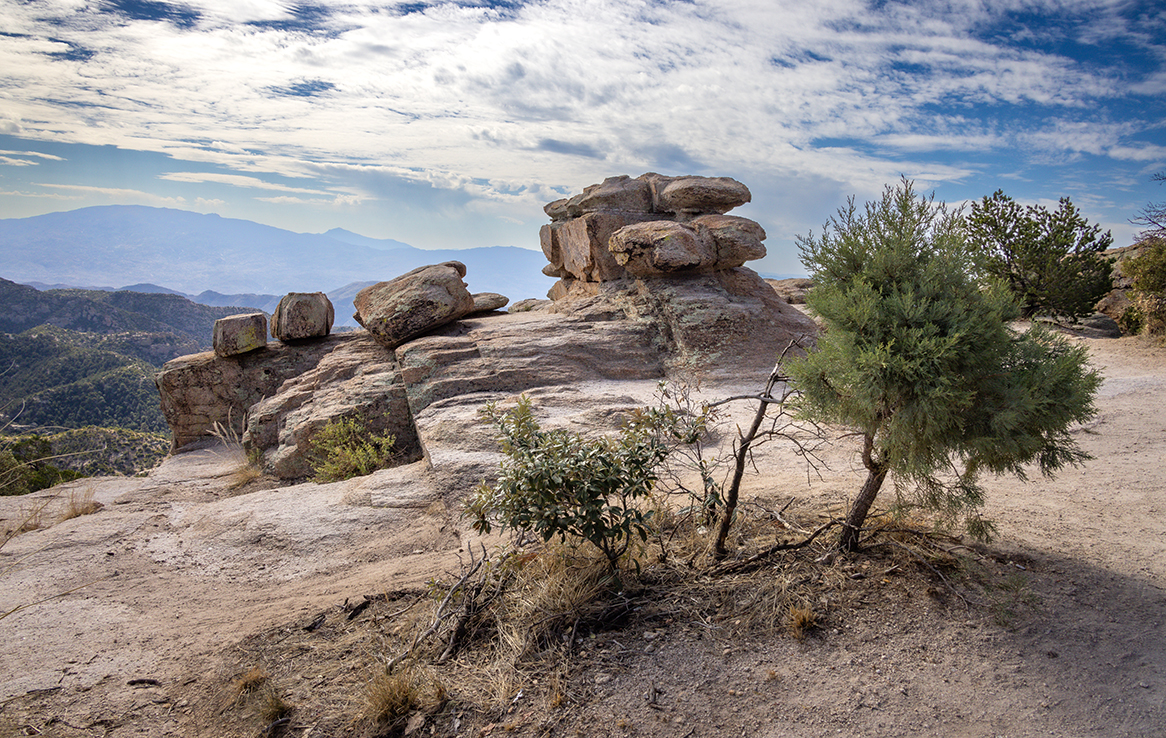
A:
[307,416,397,483]
[465,396,669,571]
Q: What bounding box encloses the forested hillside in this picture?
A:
[1,277,257,491]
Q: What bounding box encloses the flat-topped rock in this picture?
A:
[212,312,267,357]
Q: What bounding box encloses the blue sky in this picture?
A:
[1,0,1164,276]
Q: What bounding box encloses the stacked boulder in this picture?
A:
[539,173,816,375]
[541,174,760,289]
[271,292,335,341]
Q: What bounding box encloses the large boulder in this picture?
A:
[270,292,335,341]
[353,262,476,348]
[646,174,751,214]
[212,313,268,357]
[243,333,421,479]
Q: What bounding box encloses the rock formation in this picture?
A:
[155,173,817,486]
[540,173,816,378]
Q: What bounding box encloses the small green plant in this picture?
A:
[308,415,397,483]
[1123,237,1166,336]
[466,396,669,571]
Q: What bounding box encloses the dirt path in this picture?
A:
[1,334,1163,737]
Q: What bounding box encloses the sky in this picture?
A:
[1,0,1164,276]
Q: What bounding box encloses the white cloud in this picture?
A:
[37,183,187,207]
[0,0,1160,251]
[158,171,333,195]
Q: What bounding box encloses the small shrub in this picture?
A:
[1122,238,1166,336]
[465,396,668,571]
[308,416,397,483]
[1118,305,1144,336]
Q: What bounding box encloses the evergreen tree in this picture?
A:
[788,180,1102,551]
[965,190,1113,319]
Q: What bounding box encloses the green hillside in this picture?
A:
[1,277,262,492]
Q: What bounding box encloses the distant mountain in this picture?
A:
[321,228,412,251]
[0,205,555,301]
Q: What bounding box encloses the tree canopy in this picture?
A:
[964,191,1113,320]
[788,179,1102,551]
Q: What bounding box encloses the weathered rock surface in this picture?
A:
[766,277,814,304]
[270,292,335,341]
[243,333,422,479]
[353,262,475,348]
[213,312,268,357]
[155,334,348,451]
[547,270,817,377]
[470,292,509,313]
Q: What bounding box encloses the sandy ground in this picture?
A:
[1,333,1163,737]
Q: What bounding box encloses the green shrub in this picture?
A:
[307,416,397,483]
[465,396,669,571]
[1124,238,1166,336]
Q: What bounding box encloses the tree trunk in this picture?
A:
[839,434,887,552]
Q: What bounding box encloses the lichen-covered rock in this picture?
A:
[609,221,707,275]
[352,262,476,348]
[270,292,335,341]
[212,313,267,357]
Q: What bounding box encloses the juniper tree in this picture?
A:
[965,190,1113,320]
[788,179,1102,552]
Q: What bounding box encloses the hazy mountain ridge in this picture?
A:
[0,205,556,300]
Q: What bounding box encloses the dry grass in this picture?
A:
[230,665,269,701]
[362,665,445,729]
[59,487,102,521]
[209,417,269,492]
[181,497,1005,737]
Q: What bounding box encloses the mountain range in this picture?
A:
[0,205,557,305]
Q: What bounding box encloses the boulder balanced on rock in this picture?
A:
[212,312,268,357]
[271,292,335,341]
[353,261,476,349]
